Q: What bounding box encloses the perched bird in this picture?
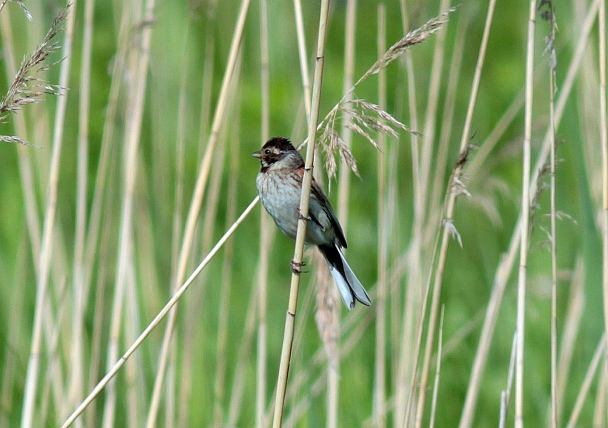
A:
[253,136,371,310]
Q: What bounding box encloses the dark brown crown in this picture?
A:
[262,137,296,152]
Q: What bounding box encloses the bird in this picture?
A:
[252,136,371,310]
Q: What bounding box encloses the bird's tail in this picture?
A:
[318,244,371,310]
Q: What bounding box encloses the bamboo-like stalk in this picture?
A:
[272,1,330,425]
[373,5,387,428]
[21,4,76,427]
[515,2,536,426]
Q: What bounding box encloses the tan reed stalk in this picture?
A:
[196,2,217,163]
[419,0,451,222]
[61,196,261,427]
[499,333,518,428]
[21,5,75,427]
[272,1,330,425]
[213,112,241,426]
[600,0,608,384]
[256,0,271,425]
[410,1,497,426]
[146,0,251,420]
[145,22,192,428]
[515,2,537,426]
[176,11,216,423]
[228,285,260,425]
[68,0,94,422]
[293,0,311,118]
[164,28,190,428]
[593,365,607,426]
[101,0,152,425]
[543,3,558,426]
[0,14,46,423]
[556,259,584,422]
[397,2,454,425]
[429,306,444,428]
[460,2,600,424]
[0,240,28,427]
[82,12,130,425]
[396,3,421,419]
[565,335,606,427]
[323,0,357,425]
[374,5,387,428]
[429,11,470,222]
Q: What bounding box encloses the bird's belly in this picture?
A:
[257,172,329,245]
[257,173,301,240]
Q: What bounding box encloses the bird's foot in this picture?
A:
[290,259,307,274]
[297,208,312,222]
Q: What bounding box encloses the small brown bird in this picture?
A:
[253,137,371,310]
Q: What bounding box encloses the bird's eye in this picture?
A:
[264,149,271,155]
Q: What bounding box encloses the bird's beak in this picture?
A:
[252,150,262,159]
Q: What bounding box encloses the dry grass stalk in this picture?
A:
[272,0,330,424]
[565,335,606,426]
[600,0,608,402]
[537,1,559,426]
[20,5,75,427]
[373,5,387,428]
[62,197,261,427]
[514,2,537,427]
[409,1,492,425]
[256,0,271,425]
[460,1,600,424]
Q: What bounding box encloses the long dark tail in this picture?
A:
[318,244,371,310]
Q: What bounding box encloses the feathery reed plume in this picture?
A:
[0,0,32,20]
[0,7,67,145]
[311,9,455,179]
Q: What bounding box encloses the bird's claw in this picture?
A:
[290,259,308,274]
[297,208,312,222]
